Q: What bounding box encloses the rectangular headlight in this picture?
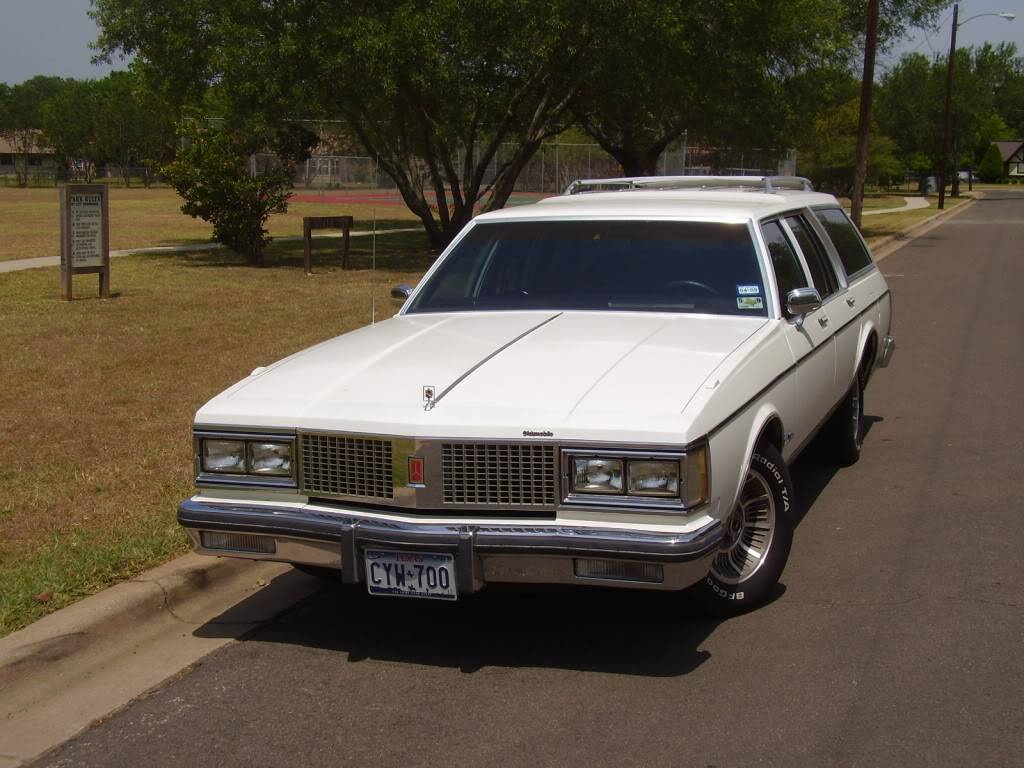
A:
[195,432,297,486]
[564,445,710,509]
[249,441,292,475]
[202,439,246,473]
[573,457,624,493]
[627,460,679,496]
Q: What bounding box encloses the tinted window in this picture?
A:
[814,208,873,276]
[785,215,838,298]
[408,220,768,317]
[760,221,808,312]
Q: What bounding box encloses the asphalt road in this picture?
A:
[35,192,1024,768]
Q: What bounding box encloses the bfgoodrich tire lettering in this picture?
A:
[699,445,795,616]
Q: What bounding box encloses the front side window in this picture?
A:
[407,220,768,317]
[760,221,808,313]
[785,215,838,299]
[814,207,873,277]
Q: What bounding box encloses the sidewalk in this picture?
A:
[0,227,421,274]
[859,195,929,216]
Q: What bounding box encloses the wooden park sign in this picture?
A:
[60,184,110,300]
[303,215,353,275]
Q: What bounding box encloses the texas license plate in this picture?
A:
[364,550,458,600]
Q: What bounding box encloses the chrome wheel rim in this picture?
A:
[711,470,776,584]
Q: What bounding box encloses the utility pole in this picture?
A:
[850,0,880,228]
[938,3,959,210]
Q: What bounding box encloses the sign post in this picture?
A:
[60,184,110,300]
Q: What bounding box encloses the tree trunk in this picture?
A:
[850,0,880,228]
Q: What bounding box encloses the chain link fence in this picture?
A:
[255,142,798,193]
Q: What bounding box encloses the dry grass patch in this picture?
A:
[0,231,433,635]
[0,187,422,262]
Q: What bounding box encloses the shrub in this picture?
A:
[163,120,314,265]
[977,143,1005,184]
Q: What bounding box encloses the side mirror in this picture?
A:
[786,287,822,326]
[391,284,414,301]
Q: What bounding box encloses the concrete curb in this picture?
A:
[869,193,979,262]
[0,554,320,768]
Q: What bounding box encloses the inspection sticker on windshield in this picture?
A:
[737,296,764,310]
[736,285,761,295]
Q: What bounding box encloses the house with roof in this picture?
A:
[993,140,1024,178]
[0,131,57,182]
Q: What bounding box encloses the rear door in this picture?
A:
[811,207,885,388]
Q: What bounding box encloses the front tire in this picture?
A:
[698,445,795,617]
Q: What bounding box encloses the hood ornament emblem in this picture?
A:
[422,385,436,411]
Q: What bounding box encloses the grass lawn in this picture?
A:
[0,233,433,635]
[0,187,422,262]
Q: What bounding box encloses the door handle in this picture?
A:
[846,297,856,307]
[818,316,829,327]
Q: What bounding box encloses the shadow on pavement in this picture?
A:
[223,580,740,678]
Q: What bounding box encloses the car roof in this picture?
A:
[475,177,840,223]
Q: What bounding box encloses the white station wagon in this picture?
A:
[180,176,894,614]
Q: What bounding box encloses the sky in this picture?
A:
[1,0,1023,86]
[881,0,1024,71]
[1,0,128,85]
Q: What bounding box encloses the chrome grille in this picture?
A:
[300,434,393,499]
[442,443,557,507]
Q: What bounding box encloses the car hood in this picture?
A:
[197,311,767,442]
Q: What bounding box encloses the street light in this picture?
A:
[938,5,1016,209]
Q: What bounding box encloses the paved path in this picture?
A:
[0,228,421,274]
[859,194,930,216]
[31,190,1024,768]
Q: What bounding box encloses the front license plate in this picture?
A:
[364,550,458,600]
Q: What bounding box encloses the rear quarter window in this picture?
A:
[814,208,873,277]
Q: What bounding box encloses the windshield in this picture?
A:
[407,219,767,317]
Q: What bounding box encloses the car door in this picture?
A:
[811,205,887,363]
[760,219,836,452]
[781,212,850,405]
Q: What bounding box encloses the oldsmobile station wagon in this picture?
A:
[179,175,894,614]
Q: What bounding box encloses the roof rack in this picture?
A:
[563,175,814,196]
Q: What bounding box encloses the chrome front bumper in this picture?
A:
[178,499,723,593]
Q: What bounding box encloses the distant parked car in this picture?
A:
[179,175,895,614]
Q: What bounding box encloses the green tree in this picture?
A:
[163,119,315,264]
[40,79,103,181]
[93,0,585,249]
[0,76,64,186]
[877,44,1024,187]
[570,0,860,176]
[93,71,177,186]
[799,99,901,194]
[977,142,1004,183]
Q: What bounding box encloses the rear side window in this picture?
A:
[760,221,808,312]
[814,208,873,276]
[784,215,838,299]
